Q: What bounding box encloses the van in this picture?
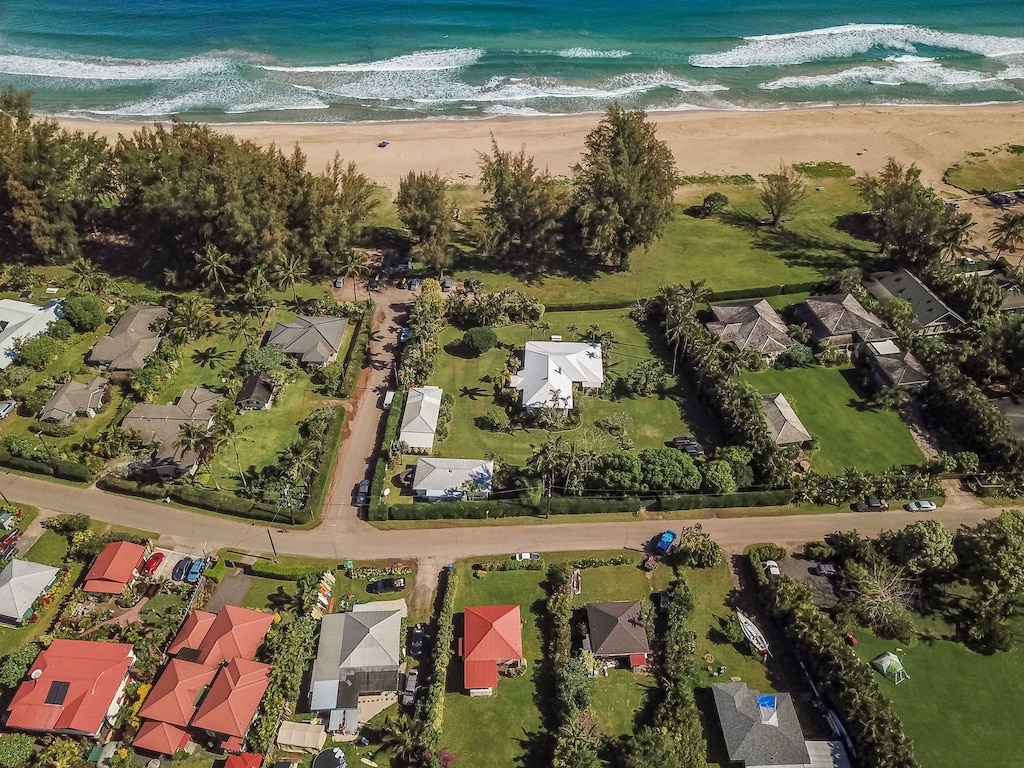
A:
[402,668,419,706]
[383,391,396,409]
[0,400,16,420]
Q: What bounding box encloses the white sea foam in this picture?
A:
[691,23,1024,68]
[0,53,230,81]
[557,48,631,59]
[483,104,547,116]
[260,48,483,73]
[86,80,329,116]
[759,59,1005,90]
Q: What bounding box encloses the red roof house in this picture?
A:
[169,605,274,665]
[224,753,263,768]
[137,659,217,727]
[191,658,271,744]
[462,605,523,696]
[84,541,146,594]
[4,639,134,737]
[167,610,217,656]
[133,721,191,755]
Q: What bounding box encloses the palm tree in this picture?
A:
[788,322,812,345]
[681,279,712,314]
[989,212,1024,259]
[271,254,310,306]
[719,345,748,378]
[69,256,106,293]
[238,266,272,313]
[280,440,317,484]
[335,249,371,302]
[379,712,424,765]
[212,412,252,489]
[663,306,686,375]
[940,211,976,261]
[169,296,214,343]
[175,423,212,486]
[196,244,234,296]
[225,314,259,347]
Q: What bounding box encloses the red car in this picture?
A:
[141,552,164,576]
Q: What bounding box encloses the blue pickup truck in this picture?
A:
[653,530,678,556]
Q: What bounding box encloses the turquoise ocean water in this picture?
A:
[2,0,1024,122]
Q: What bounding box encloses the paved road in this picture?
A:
[321,283,408,534]
[0,472,999,562]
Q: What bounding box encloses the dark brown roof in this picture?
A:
[88,305,169,370]
[586,601,650,656]
[706,300,795,356]
[863,270,964,331]
[236,374,274,406]
[794,293,893,345]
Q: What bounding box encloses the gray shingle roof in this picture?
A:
[794,294,893,346]
[864,270,965,332]
[861,341,928,389]
[762,393,812,445]
[121,387,222,468]
[267,316,348,365]
[585,601,650,657]
[712,682,810,768]
[88,305,169,370]
[236,374,275,406]
[39,376,108,423]
[706,300,795,356]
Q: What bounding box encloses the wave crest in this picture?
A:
[0,53,230,81]
[260,48,483,73]
[557,48,631,59]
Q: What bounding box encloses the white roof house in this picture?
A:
[510,341,603,412]
[399,386,443,451]
[0,559,60,626]
[412,458,494,501]
[0,299,61,369]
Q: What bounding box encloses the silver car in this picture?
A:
[905,500,937,512]
[402,669,419,706]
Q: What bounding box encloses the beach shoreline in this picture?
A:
[57,102,1024,194]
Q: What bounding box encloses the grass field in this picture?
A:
[945,145,1024,195]
[21,529,68,565]
[405,309,712,480]
[853,619,1024,768]
[438,182,877,306]
[744,365,923,474]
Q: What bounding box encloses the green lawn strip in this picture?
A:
[442,183,875,306]
[945,147,1024,194]
[852,622,1024,768]
[21,529,68,565]
[743,365,923,474]
[591,670,655,737]
[241,576,298,613]
[0,562,82,657]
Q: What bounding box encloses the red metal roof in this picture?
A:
[191,658,271,738]
[84,542,146,593]
[629,653,647,668]
[462,605,522,690]
[137,659,217,727]
[133,721,191,755]
[167,610,216,657]
[169,605,273,666]
[6,639,134,736]
[224,753,263,768]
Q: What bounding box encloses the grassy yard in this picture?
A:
[945,145,1024,194]
[21,529,68,565]
[400,309,712,486]
[852,620,1024,768]
[743,365,923,474]
[241,576,298,614]
[440,182,877,306]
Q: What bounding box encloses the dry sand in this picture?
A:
[58,104,1024,195]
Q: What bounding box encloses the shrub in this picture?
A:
[62,295,106,332]
[0,644,39,689]
[46,319,74,341]
[51,459,93,482]
[15,335,60,370]
[43,513,91,534]
[656,489,795,511]
[472,559,544,571]
[701,191,729,216]
[804,540,835,560]
[701,459,737,495]
[461,326,498,356]
[0,734,34,768]
[747,543,788,563]
[19,387,55,416]
[476,407,511,433]
[421,567,459,752]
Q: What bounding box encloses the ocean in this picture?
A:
[2,0,1024,122]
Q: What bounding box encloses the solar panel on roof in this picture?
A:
[45,680,70,705]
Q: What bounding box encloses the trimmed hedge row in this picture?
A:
[0,450,93,483]
[305,408,345,519]
[100,478,309,524]
[368,388,408,521]
[250,561,329,580]
[655,489,795,511]
[421,566,459,756]
[338,313,372,399]
[381,495,646,520]
[544,298,634,312]
[707,281,819,303]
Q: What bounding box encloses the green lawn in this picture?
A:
[441,183,877,305]
[592,670,655,737]
[21,530,68,565]
[852,621,1024,768]
[744,365,923,474]
[408,309,712,478]
[241,576,298,614]
[945,145,1024,194]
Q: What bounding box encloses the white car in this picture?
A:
[513,553,541,561]
[763,560,781,577]
[905,500,937,512]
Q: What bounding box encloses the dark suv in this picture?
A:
[855,495,889,512]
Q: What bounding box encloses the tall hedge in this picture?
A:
[420,566,459,757]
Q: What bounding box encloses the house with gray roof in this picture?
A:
[88,305,169,371]
[309,609,402,733]
[412,458,494,501]
[121,387,222,480]
[792,294,893,349]
[762,393,812,447]
[864,269,964,336]
[706,300,795,359]
[0,559,60,626]
[236,373,275,411]
[857,340,929,392]
[711,683,811,768]
[399,386,443,451]
[0,299,62,370]
[584,602,650,666]
[39,376,109,424]
[267,316,348,367]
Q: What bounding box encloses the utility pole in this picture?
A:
[267,529,279,564]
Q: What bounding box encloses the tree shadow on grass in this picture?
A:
[192,346,232,369]
[755,226,877,275]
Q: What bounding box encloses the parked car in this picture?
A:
[959,256,977,266]
[816,562,838,577]
[408,623,428,657]
[368,274,382,291]
[185,558,207,584]
[1016,190,1024,202]
[855,495,889,512]
[0,529,23,548]
[402,668,419,706]
[512,552,540,561]
[905,500,937,512]
[441,278,454,292]
[653,530,678,556]
[355,479,371,505]
[367,577,407,594]
[990,192,1015,206]
[1,544,16,560]
[141,552,164,576]
[172,557,192,581]
[333,276,345,289]
[399,327,410,343]
[671,436,705,458]
[0,400,17,419]
[945,200,960,209]
[409,278,422,291]
[763,559,781,578]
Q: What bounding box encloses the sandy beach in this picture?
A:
[58,104,1024,195]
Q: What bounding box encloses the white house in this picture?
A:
[0,299,61,369]
[510,341,603,412]
[412,458,494,501]
[399,386,443,451]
